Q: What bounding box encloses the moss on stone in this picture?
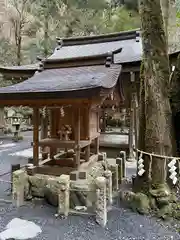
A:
[169,192,177,203]
[132,193,150,214]
[150,184,170,198]
[156,197,170,208]
[149,196,157,210]
[120,191,150,214]
[157,204,172,220]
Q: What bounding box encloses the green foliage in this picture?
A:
[0,38,17,66]
[0,0,140,65]
[176,0,180,11]
[102,5,140,33]
[66,0,108,9]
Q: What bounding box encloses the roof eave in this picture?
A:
[0,86,113,106]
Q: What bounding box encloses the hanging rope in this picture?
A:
[134,148,180,160]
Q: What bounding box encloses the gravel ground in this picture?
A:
[0,132,179,239]
[0,200,179,240]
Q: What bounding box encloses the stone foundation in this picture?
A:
[12,152,121,227]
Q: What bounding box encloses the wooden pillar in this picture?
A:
[85,107,90,162]
[85,145,90,162]
[41,107,48,160]
[33,107,39,166]
[74,107,81,167]
[50,108,58,160]
[133,93,139,150]
[101,110,106,132]
[128,72,135,161]
[95,110,100,154]
[0,108,5,129]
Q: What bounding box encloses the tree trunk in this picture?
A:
[137,0,173,189]
[160,0,177,52]
[160,0,169,37]
[134,63,151,193]
[170,54,180,155]
[44,16,49,57]
[16,34,22,66]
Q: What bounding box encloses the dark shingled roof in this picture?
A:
[51,29,141,64]
[1,29,179,75]
[0,65,121,100]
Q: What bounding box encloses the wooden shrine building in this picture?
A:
[1,29,179,110]
[0,53,121,173]
[0,29,179,161]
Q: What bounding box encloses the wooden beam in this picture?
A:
[39,138,90,148]
[36,165,74,176]
[33,107,39,166]
[0,98,102,107]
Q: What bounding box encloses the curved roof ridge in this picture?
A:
[56,29,140,46]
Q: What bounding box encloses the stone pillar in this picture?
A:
[108,164,119,192]
[114,164,119,191]
[26,165,36,176]
[102,152,107,169]
[12,170,25,207]
[104,170,112,205]
[58,174,70,217]
[95,176,107,227]
[120,151,126,178]
[116,158,123,184]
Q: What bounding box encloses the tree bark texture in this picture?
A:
[44,16,49,57]
[138,0,173,187]
[170,54,180,156]
[160,0,178,52]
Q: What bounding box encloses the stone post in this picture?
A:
[116,158,123,184]
[107,164,119,193]
[104,170,112,205]
[95,176,107,227]
[102,152,107,169]
[12,169,25,207]
[114,164,119,191]
[58,174,70,217]
[120,151,126,178]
